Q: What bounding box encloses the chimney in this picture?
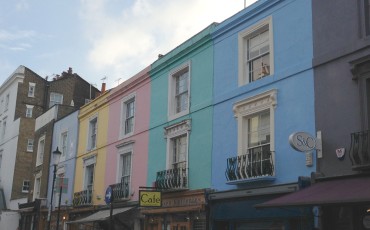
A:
[68,67,73,74]
[101,83,106,93]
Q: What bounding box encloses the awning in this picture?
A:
[67,207,134,224]
[256,176,370,208]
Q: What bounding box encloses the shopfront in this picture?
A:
[208,183,313,230]
[141,189,207,230]
[256,176,370,230]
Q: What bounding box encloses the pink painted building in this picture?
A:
[104,66,151,226]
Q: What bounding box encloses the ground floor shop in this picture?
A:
[67,204,141,230]
[208,183,313,230]
[141,189,207,230]
[257,175,370,230]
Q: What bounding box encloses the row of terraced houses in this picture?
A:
[1,0,370,229]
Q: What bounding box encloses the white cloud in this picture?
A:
[0,29,36,41]
[79,0,256,82]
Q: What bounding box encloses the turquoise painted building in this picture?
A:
[209,0,316,229]
[145,24,216,228]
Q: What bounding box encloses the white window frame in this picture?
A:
[83,156,96,191]
[49,92,63,108]
[238,16,274,86]
[60,131,68,158]
[164,120,191,170]
[27,139,34,152]
[168,62,191,121]
[0,150,2,171]
[28,82,36,97]
[4,94,9,112]
[33,172,42,200]
[120,93,136,138]
[116,144,133,192]
[26,104,34,118]
[233,89,277,156]
[1,117,6,141]
[22,180,30,193]
[87,115,98,151]
[36,135,45,166]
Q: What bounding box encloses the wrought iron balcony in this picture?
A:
[225,147,274,183]
[73,186,93,206]
[155,166,188,190]
[350,131,370,170]
[110,181,130,200]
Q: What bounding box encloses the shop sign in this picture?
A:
[139,191,162,207]
[289,132,317,152]
[162,195,205,207]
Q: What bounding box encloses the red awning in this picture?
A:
[256,176,370,208]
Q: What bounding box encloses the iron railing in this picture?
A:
[155,166,188,190]
[225,147,274,182]
[110,181,130,200]
[72,186,93,206]
[350,130,370,170]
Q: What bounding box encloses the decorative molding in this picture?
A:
[233,89,277,118]
[164,120,191,138]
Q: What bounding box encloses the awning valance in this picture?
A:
[256,176,370,208]
[67,207,134,224]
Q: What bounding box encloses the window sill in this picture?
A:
[168,110,189,121]
[226,176,275,185]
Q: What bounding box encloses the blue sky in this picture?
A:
[0,0,256,89]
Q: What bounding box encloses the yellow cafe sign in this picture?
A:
[139,191,162,207]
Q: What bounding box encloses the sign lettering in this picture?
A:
[139,191,162,207]
[289,132,317,152]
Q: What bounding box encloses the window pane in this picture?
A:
[172,135,187,168]
[124,99,135,134]
[247,112,270,149]
[175,71,189,113]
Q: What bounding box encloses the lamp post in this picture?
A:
[47,147,62,230]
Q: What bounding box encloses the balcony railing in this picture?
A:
[350,131,370,170]
[110,181,130,200]
[73,186,93,206]
[155,166,188,190]
[225,147,274,183]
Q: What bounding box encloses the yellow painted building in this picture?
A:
[73,89,110,207]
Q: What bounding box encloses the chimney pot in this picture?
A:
[68,67,72,74]
[101,83,106,93]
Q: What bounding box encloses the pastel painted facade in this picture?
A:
[73,90,110,207]
[105,67,151,202]
[48,110,79,208]
[145,24,216,228]
[209,0,315,228]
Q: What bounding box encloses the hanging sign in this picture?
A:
[139,190,162,207]
[289,132,317,152]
